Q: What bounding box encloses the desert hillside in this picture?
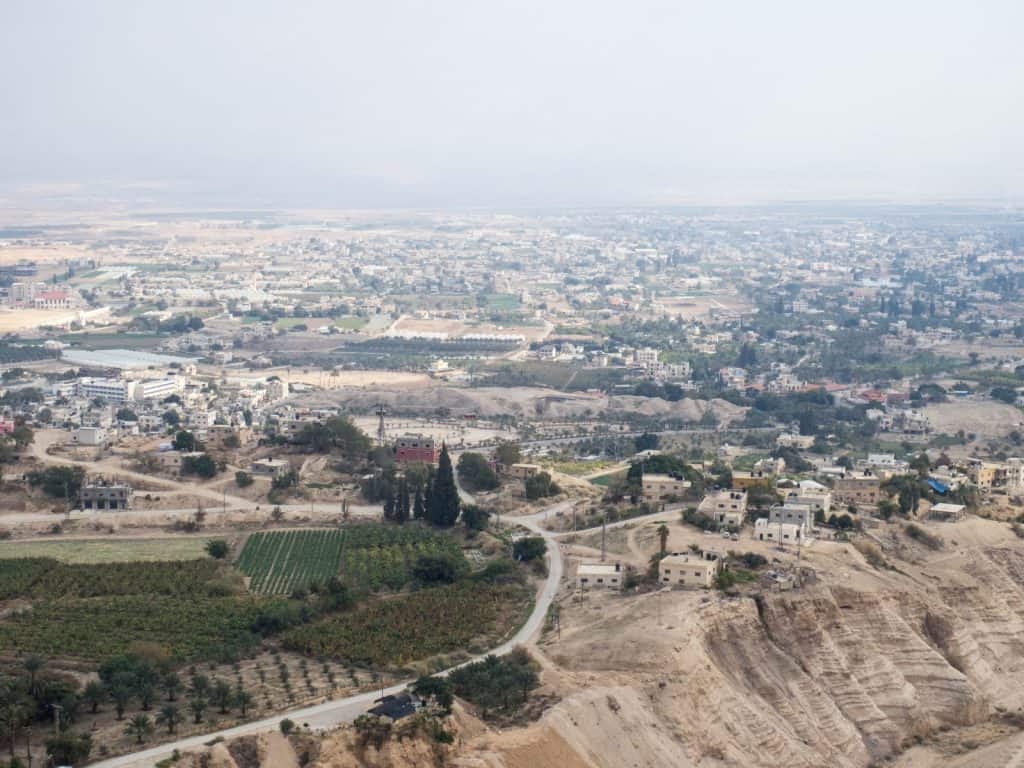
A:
[175,517,1024,768]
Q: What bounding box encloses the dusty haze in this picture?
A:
[1,0,1022,207]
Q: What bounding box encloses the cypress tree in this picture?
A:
[396,477,410,524]
[413,484,425,520]
[430,444,460,527]
[383,489,395,521]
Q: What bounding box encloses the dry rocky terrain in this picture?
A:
[169,515,1024,768]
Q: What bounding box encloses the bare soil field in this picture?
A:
[252,367,430,389]
[657,293,753,320]
[390,315,466,335]
[922,400,1024,439]
[0,308,80,331]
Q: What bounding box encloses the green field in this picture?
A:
[0,558,226,600]
[0,537,211,564]
[482,293,520,310]
[334,315,369,330]
[56,332,165,350]
[0,595,275,662]
[237,525,467,595]
[238,529,345,595]
[590,471,626,487]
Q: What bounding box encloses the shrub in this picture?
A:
[235,471,253,488]
[512,537,546,562]
[461,504,491,532]
[457,453,500,491]
[205,539,230,559]
[411,554,460,584]
[853,538,886,568]
[524,471,559,500]
[904,523,943,551]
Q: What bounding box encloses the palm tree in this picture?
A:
[657,523,669,556]
[0,691,26,759]
[22,656,43,695]
[188,674,210,700]
[212,679,233,714]
[233,687,253,718]
[108,684,132,721]
[162,672,182,702]
[82,680,106,714]
[187,696,206,725]
[124,714,154,745]
[156,704,181,735]
[135,679,156,711]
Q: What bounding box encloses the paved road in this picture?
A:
[90,500,571,768]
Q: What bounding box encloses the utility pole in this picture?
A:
[601,515,606,562]
[375,404,387,447]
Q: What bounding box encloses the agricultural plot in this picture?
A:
[281,582,530,668]
[238,525,467,595]
[238,529,345,595]
[0,594,276,662]
[0,537,211,563]
[0,558,227,600]
[0,558,228,599]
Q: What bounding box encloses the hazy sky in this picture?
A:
[2,0,1022,207]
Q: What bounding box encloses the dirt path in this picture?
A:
[28,429,258,509]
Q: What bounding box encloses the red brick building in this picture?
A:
[394,433,439,464]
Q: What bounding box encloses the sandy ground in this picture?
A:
[0,243,90,264]
[237,367,431,389]
[0,308,81,330]
[922,400,1024,439]
[351,416,517,448]
[657,294,752,320]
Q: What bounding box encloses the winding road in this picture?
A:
[90,500,570,768]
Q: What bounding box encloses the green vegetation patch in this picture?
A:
[0,595,277,662]
[237,525,467,595]
[0,537,211,564]
[0,558,227,600]
[334,315,369,330]
[281,582,529,668]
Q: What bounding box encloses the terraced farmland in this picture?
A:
[238,525,466,595]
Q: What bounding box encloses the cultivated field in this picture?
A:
[0,536,211,563]
[237,525,467,595]
[282,582,530,669]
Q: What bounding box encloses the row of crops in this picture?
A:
[237,525,467,595]
[0,594,281,661]
[238,529,346,595]
[281,583,530,668]
[0,557,224,600]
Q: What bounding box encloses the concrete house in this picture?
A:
[659,550,722,588]
[577,562,623,589]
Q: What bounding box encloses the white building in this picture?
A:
[72,426,108,447]
[576,562,623,589]
[659,550,722,588]
[755,518,803,543]
[77,377,132,402]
